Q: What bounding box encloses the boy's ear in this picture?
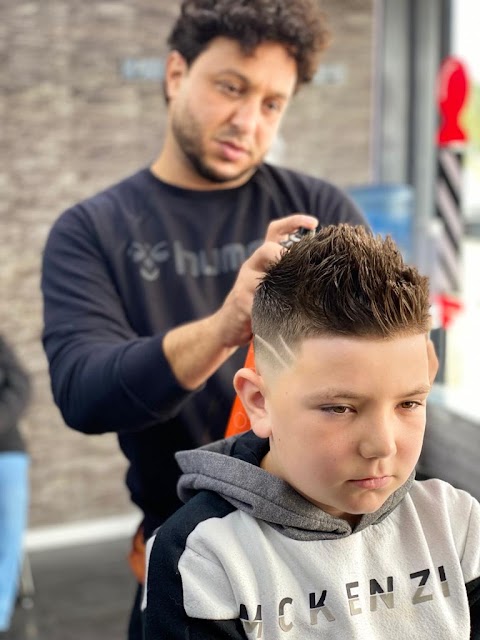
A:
[233,368,272,439]
[164,50,188,102]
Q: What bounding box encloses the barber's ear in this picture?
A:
[164,50,188,102]
[427,338,439,385]
[233,368,272,439]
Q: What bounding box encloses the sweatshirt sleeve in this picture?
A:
[467,577,480,639]
[41,206,195,435]
[0,336,31,435]
[462,498,480,638]
[144,493,247,640]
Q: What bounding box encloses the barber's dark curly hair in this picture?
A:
[167,0,330,86]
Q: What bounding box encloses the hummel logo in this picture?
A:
[127,242,170,281]
[127,238,263,281]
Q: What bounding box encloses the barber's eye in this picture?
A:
[265,99,282,112]
[218,80,241,96]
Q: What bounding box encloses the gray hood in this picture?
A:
[176,431,415,542]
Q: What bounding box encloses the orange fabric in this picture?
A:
[225,342,255,437]
[128,524,146,585]
[128,346,255,584]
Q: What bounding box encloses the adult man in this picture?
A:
[41,1,365,636]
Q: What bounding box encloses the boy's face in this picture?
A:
[236,333,431,525]
[163,37,297,188]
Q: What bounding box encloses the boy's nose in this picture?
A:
[359,414,397,459]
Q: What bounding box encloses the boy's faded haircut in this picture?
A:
[167,0,330,87]
[252,224,431,368]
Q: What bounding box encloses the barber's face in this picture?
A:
[165,37,297,188]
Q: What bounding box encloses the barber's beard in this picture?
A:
[171,109,259,185]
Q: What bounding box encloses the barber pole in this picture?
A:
[434,56,469,293]
[436,148,464,291]
[430,57,469,382]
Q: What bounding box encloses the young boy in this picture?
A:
[143,225,480,639]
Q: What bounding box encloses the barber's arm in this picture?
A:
[41,207,316,434]
[41,207,193,435]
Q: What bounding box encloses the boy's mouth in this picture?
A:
[349,476,391,490]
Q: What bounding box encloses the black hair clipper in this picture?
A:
[281,226,317,249]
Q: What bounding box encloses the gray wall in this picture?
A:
[1,0,374,528]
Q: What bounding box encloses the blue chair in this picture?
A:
[0,452,30,632]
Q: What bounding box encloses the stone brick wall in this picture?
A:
[1,0,374,528]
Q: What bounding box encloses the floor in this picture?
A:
[5,537,136,640]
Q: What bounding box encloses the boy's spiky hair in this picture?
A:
[252,224,430,366]
[167,0,330,87]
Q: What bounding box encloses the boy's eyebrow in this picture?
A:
[304,384,432,402]
[402,384,432,396]
[309,389,363,401]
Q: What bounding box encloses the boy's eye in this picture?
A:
[322,405,351,414]
[399,401,422,410]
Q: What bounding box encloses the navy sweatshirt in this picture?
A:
[41,163,365,536]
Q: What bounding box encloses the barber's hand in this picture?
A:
[213,214,318,347]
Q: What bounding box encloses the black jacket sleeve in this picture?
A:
[468,577,480,639]
[144,492,247,639]
[0,335,31,437]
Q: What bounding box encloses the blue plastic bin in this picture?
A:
[346,184,414,262]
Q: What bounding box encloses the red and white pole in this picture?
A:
[431,56,470,381]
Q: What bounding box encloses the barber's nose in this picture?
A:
[230,99,261,134]
[359,413,397,459]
